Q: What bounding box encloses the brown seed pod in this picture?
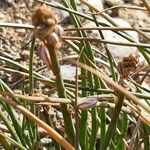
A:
[32,4,63,52]
[47,25,63,50]
[32,4,57,27]
[117,55,138,79]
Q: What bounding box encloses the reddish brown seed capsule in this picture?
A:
[32,4,63,52]
[32,4,57,27]
[117,55,138,79]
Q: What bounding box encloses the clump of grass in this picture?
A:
[0,0,150,150]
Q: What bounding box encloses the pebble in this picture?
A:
[14,13,25,21]
[104,0,124,6]
[0,0,14,6]
[1,51,14,59]
[79,0,104,12]
[50,1,69,21]
[40,138,52,145]
[20,50,30,61]
[56,111,63,119]
[15,19,23,24]
[87,0,104,10]
[102,18,138,59]
[84,18,139,60]
[60,64,77,79]
[0,12,4,20]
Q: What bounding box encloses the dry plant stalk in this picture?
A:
[0,96,75,150]
[32,4,63,68]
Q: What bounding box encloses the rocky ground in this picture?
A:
[0,0,149,148]
[0,0,149,102]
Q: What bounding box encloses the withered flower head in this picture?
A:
[32,4,57,27]
[47,25,63,50]
[32,4,63,52]
[117,55,138,79]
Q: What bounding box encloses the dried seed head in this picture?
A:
[54,25,64,40]
[117,55,138,79]
[47,25,63,50]
[32,4,57,27]
[32,5,63,51]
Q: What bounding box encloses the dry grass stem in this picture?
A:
[91,5,147,15]
[0,96,75,150]
[64,27,150,32]
[140,0,150,14]
[0,92,71,103]
[69,60,150,114]
[63,36,150,48]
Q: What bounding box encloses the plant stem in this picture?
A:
[100,93,124,150]
[46,41,75,145]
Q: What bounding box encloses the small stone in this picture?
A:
[15,19,23,24]
[15,13,25,20]
[0,12,4,20]
[0,71,4,78]
[87,0,104,11]
[102,20,138,59]
[60,64,79,79]
[1,51,13,59]
[56,111,63,119]
[41,138,52,145]
[20,50,30,61]
[104,0,123,6]
[85,18,139,60]
[80,0,104,12]
[0,0,14,6]
[51,1,69,21]
[25,0,33,7]
[48,108,56,117]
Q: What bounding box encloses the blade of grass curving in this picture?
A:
[100,93,125,150]
[89,8,117,81]
[0,96,75,150]
[74,59,80,150]
[42,108,61,150]
[0,131,13,150]
[46,36,75,145]
[29,37,38,143]
[89,107,99,150]
[140,0,150,14]
[142,123,150,150]
[0,110,20,144]
[116,113,128,150]
[0,131,27,150]
[89,10,107,147]
[0,80,28,148]
[61,1,89,149]
[70,61,150,113]
[29,38,35,97]
[80,0,150,65]
[69,1,102,149]
[21,79,33,149]
[88,9,116,146]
